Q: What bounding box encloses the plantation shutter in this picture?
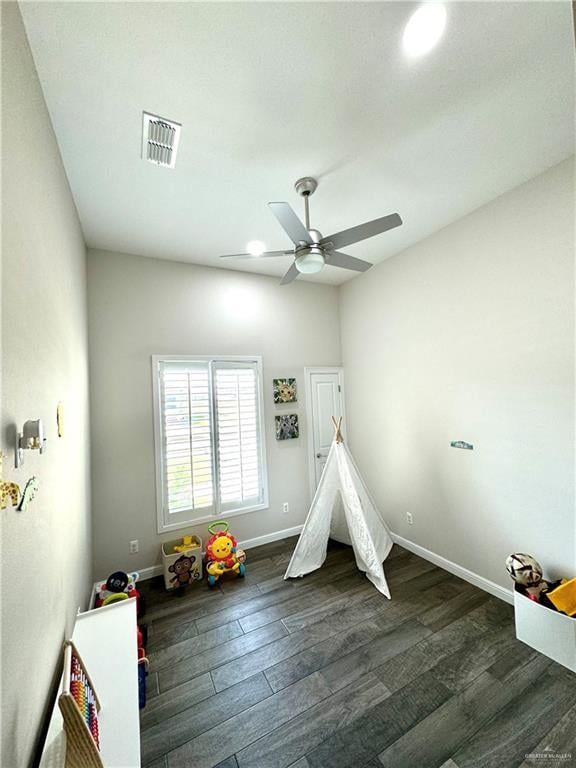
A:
[159,360,215,523]
[155,357,266,530]
[213,361,264,511]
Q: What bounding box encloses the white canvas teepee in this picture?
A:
[284,420,393,597]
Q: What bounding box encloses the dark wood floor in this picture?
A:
[138,538,576,768]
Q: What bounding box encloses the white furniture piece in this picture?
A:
[514,590,576,673]
[40,599,141,768]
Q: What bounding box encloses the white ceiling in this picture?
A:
[21,1,575,285]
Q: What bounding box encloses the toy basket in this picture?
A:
[161,534,202,591]
[514,590,576,673]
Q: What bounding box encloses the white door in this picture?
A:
[305,368,345,495]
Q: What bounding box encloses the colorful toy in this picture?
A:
[205,520,246,586]
[58,641,103,768]
[95,571,144,616]
[174,535,196,553]
[506,553,562,609]
[138,657,149,709]
[548,578,576,616]
[106,570,129,592]
[101,592,128,607]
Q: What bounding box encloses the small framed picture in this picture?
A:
[273,378,297,404]
[275,414,299,441]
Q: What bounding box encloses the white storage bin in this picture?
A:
[514,590,576,673]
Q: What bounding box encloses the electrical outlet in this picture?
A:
[282,502,289,514]
[129,539,139,554]
[406,512,414,525]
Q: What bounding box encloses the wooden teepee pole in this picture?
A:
[331,416,344,444]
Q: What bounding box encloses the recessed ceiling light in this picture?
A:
[403,3,446,57]
[246,240,266,256]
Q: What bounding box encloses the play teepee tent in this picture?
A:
[284,418,393,597]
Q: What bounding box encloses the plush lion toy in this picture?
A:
[205,522,246,586]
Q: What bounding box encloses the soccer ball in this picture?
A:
[505,553,543,587]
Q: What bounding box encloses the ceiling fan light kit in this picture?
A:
[295,250,324,275]
[221,176,403,285]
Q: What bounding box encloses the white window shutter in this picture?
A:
[159,361,214,522]
[155,356,267,531]
[214,362,263,510]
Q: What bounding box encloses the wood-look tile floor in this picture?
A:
[138,539,576,768]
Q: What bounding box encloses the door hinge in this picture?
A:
[338,384,341,392]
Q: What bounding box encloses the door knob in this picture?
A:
[316,453,322,458]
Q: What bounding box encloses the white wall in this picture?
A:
[87,250,341,577]
[1,5,92,766]
[339,158,575,592]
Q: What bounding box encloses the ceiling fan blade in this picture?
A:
[326,251,373,273]
[220,250,291,259]
[321,213,402,251]
[268,202,312,246]
[280,262,299,285]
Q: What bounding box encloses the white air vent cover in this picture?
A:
[142,112,181,169]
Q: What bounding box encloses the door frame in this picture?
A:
[304,366,346,502]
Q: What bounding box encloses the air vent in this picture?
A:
[142,112,181,169]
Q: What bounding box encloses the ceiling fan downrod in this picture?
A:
[294,177,318,232]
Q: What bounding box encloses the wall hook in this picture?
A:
[16,419,46,468]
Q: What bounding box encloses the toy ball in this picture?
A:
[506,553,543,587]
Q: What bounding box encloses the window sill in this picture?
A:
[157,502,268,535]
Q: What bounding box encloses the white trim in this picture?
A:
[138,564,164,581]
[391,533,514,605]
[136,525,304,581]
[304,366,346,503]
[136,529,513,606]
[238,525,303,552]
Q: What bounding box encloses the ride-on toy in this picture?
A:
[205,521,246,586]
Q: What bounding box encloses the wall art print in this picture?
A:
[273,378,297,404]
[275,414,299,440]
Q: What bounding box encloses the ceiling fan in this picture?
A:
[220,177,403,285]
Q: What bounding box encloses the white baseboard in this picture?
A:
[238,525,303,552]
[139,564,164,581]
[391,533,514,605]
[137,525,303,582]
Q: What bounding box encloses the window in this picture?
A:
[152,356,268,532]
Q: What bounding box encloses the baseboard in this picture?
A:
[238,525,303,552]
[391,533,514,605]
[139,564,164,581]
[137,525,303,582]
